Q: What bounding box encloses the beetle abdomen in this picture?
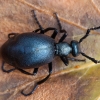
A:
[1,33,55,68]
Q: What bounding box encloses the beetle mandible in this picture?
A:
[1,10,100,96]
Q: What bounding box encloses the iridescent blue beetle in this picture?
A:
[1,10,100,96]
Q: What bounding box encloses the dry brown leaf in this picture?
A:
[0,0,100,100]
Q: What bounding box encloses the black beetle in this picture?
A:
[1,10,100,96]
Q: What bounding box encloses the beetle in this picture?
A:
[1,10,100,96]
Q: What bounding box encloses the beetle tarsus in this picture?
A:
[60,56,69,66]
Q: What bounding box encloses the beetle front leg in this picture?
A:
[43,28,58,39]
[59,33,67,42]
[67,57,86,62]
[60,56,69,66]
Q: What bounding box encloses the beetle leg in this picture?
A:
[33,68,38,75]
[43,28,58,39]
[60,56,69,66]
[59,33,67,42]
[21,62,52,96]
[1,61,16,73]
[31,10,44,33]
[16,68,35,75]
[67,57,86,62]
[43,27,67,41]
[33,27,58,36]
[33,28,41,33]
[51,29,58,39]
[48,62,52,74]
[79,26,100,43]
[54,13,62,32]
[54,13,67,42]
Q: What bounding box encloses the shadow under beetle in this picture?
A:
[1,10,100,96]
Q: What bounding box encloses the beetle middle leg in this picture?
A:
[60,56,69,66]
[43,27,58,39]
[1,61,16,73]
[32,10,59,38]
[21,62,52,96]
[42,26,65,40]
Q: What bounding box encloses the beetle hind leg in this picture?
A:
[1,61,16,73]
[33,68,38,75]
[31,10,44,33]
[21,62,52,96]
[16,68,38,76]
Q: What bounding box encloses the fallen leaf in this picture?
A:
[0,0,100,100]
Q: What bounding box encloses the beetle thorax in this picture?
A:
[55,42,72,56]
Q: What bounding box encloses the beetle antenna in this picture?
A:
[81,52,100,63]
[79,26,100,63]
[79,26,100,43]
